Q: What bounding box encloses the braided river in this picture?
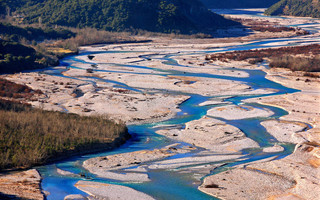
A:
[36,9,319,200]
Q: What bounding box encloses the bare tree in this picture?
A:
[38,16,42,27]
[6,6,11,18]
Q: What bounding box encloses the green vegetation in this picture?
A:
[0,0,35,15]
[0,22,78,74]
[0,40,49,74]
[14,0,239,34]
[0,23,131,74]
[0,63,130,172]
[0,97,129,170]
[0,22,75,42]
[0,23,183,74]
[200,0,279,8]
[265,0,320,18]
[0,0,243,74]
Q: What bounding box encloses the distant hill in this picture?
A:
[265,0,320,18]
[14,0,240,34]
[200,0,280,8]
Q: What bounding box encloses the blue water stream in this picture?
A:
[36,11,318,200]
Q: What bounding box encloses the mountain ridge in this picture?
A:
[5,0,240,34]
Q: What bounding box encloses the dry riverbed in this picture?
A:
[198,64,320,200]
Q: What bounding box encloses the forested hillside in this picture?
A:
[0,0,242,74]
[0,0,41,17]
[200,0,280,8]
[8,0,239,34]
[0,22,77,74]
[0,40,46,74]
[265,0,320,18]
[0,23,74,42]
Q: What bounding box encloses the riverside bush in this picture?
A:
[207,44,320,72]
[0,99,129,170]
[269,56,320,72]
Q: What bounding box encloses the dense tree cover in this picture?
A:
[17,0,240,34]
[0,40,44,74]
[0,0,44,18]
[0,23,142,74]
[0,40,60,74]
[0,23,76,74]
[0,98,129,170]
[0,23,75,42]
[200,0,280,8]
[265,0,320,18]
[0,0,241,74]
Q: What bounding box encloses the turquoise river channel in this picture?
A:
[35,9,319,200]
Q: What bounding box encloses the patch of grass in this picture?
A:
[46,47,74,54]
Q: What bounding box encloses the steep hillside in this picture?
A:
[200,0,280,8]
[0,22,76,74]
[0,23,74,42]
[0,0,40,16]
[16,0,239,34]
[265,0,320,18]
[0,40,46,74]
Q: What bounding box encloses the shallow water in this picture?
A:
[36,10,319,200]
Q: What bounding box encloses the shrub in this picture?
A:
[269,55,320,72]
[207,44,320,72]
[0,100,129,170]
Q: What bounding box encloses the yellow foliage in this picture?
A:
[46,47,74,54]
